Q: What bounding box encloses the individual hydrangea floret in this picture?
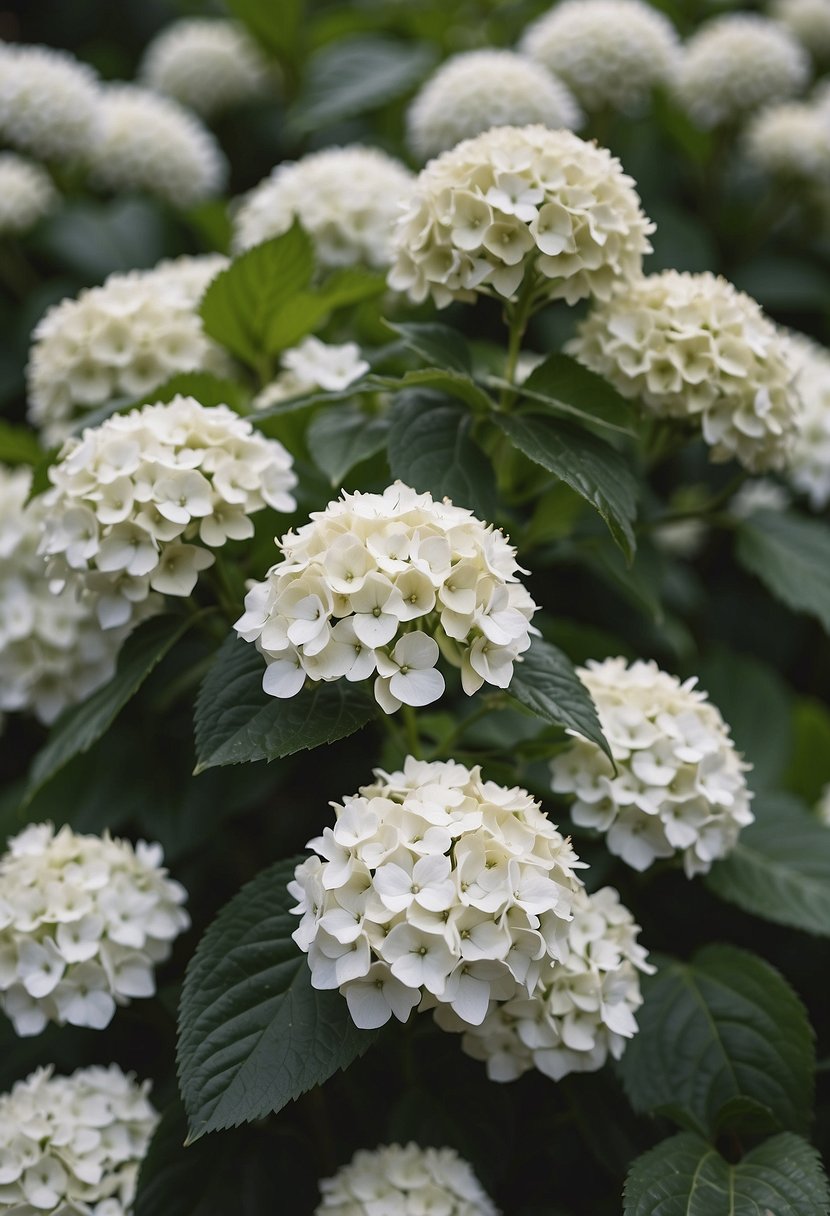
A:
[520,0,679,115]
[235,481,537,712]
[0,151,58,236]
[784,331,830,508]
[568,270,801,472]
[744,101,830,185]
[675,14,809,128]
[388,125,654,309]
[0,1063,157,1214]
[442,885,653,1082]
[85,84,227,208]
[254,337,369,410]
[232,145,415,267]
[729,478,791,519]
[40,395,297,627]
[27,253,230,443]
[771,0,830,60]
[550,658,754,877]
[0,42,101,163]
[140,17,273,118]
[0,823,189,1036]
[316,1142,499,1215]
[289,758,584,1032]
[406,50,581,162]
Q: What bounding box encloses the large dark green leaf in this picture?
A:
[516,352,635,435]
[736,510,830,634]
[386,321,473,375]
[507,637,611,763]
[307,405,390,486]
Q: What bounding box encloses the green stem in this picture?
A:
[640,470,750,531]
[498,274,538,412]
[430,696,504,759]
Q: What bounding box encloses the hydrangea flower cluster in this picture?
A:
[0,1064,157,1214]
[0,42,101,163]
[235,482,537,712]
[442,886,653,1082]
[40,395,297,626]
[550,658,754,877]
[744,101,830,186]
[315,1142,499,1215]
[27,254,230,443]
[0,823,189,1036]
[785,331,830,509]
[406,50,581,162]
[140,17,273,118]
[0,152,57,236]
[675,14,809,128]
[289,758,583,1030]
[771,0,830,60]
[232,145,415,267]
[254,337,369,410]
[568,270,801,472]
[520,0,679,115]
[388,125,654,309]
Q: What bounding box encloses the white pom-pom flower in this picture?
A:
[520,0,679,115]
[289,758,584,1032]
[771,0,830,60]
[388,125,653,309]
[254,337,369,410]
[744,101,830,185]
[550,658,754,877]
[406,50,581,162]
[0,42,101,164]
[316,1142,499,1215]
[27,253,230,444]
[40,395,297,627]
[140,17,273,118]
[0,1063,157,1214]
[443,885,653,1082]
[86,84,227,208]
[675,15,809,128]
[568,270,801,472]
[235,481,537,713]
[0,152,57,236]
[785,330,830,508]
[0,823,189,1036]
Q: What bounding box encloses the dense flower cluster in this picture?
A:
[254,337,369,410]
[520,0,679,115]
[771,0,830,59]
[406,50,581,162]
[233,145,415,267]
[289,758,583,1030]
[40,395,297,625]
[0,823,189,1036]
[568,270,801,472]
[550,658,754,876]
[86,84,227,208]
[388,125,653,309]
[140,17,272,117]
[0,1063,157,1213]
[315,1143,499,1215]
[786,331,830,508]
[0,152,57,236]
[0,42,100,163]
[27,254,230,443]
[443,886,652,1082]
[744,102,830,185]
[235,482,536,712]
[675,14,809,127]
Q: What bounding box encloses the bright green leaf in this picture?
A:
[0,419,42,466]
[307,405,390,485]
[506,637,611,762]
[267,267,385,354]
[224,0,303,58]
[736,510,830,634]
[785,698,830,805]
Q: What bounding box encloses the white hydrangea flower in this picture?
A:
[235,481,537,712]
[568,270,801,472]
[550,658,754,877]
[406,50,581,162]
[0,152,58,236]
[815,782,830,825]
[27,254,230,444]
[254,337,369,410]
[744,101,830,185]
[0,42,101,164]
[388,125,653,309]
[232,145,415,267]
[729,477,791,519]
[0,823,189,1036]
[443,885,652,1083]
[316,1142,499,1215]
[85,84,227,208]
[290,757,584,1032]
[0,1063,157,1214]
[139,18,273,118]
[784,331,830,508]
[675,15,809,128]
[520,0,679,115]
[40,395,297,626]
[771,0,830,60]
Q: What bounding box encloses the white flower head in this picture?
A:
[0,42,101,163]
[772,0,830,60]
[744,101,830,185]
[569,270,802,472]
[0,152,58,236]
[140,17,273,118]
[254,337,369,410]
[784,330,830,508]
[550,658,754,877]
[316,1142,499,1215]
[388,124,653,309]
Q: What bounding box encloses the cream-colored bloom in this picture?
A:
[0,42,101,163]
[744,101,830,184]
[316,1142,499,1215]
[254,337,369,409]
[785,330,830,507]
[0,152,57,236]
[140,17,273,117]
[771,0,830,60]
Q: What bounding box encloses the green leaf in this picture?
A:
[736,510,830,634]
[134,1101,221,1216]
[267,267,385,354]
[376,369,494,414]
[619,944,815,1138]
[224,0,303,58]
[307,405,390,485]
[386,321,473,374]
[496,412,638,560]
[785,698,830,805]
[517,352,635,436]
[194,634,377,772]
[506,637,612,763]
[0,419,42,465]
[624,1132,830,1216]
[705,792,830,937]
[177,856,377,1140]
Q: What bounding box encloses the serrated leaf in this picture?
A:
[506,637,611,763]
[386,321,473,374]
[624,1132,830,1216]
[0,419,42,465]
[307,405,390,485]
[619,945,815,1138]
[267,267,385,354]
[705,793,830,936]
[177,857,378,1140]
[518,353,635,436]
[194,634,376,771]
[736,510,830,634]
